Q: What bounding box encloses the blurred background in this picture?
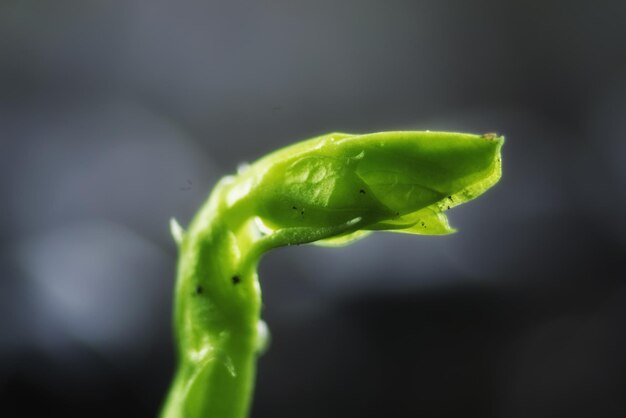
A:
[2,1,626,417]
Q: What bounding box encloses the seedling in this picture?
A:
[161,131,503,418]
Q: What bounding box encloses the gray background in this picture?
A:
[2,1,626,417]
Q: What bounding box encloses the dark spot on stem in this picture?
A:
[447,206,450,210]
[292,206,297,210]
[232,276,241,285]
[448,195,453,200]
[359,189,366,194]
[301,210,304,216]
[421,222,426,227]
[195,285,203,295]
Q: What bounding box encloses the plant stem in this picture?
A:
[161,180,262,418]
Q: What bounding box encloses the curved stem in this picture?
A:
[161,183,262,418]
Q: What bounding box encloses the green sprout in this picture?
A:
[161,131,503,418]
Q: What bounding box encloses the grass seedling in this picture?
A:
[161,131,503,418]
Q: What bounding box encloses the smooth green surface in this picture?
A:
[161,131,503,418]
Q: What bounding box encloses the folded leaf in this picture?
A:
[226,131,503,246]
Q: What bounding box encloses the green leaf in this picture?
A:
[367,206,456,235]
[229,131,503,244]
[315,230,372,247]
